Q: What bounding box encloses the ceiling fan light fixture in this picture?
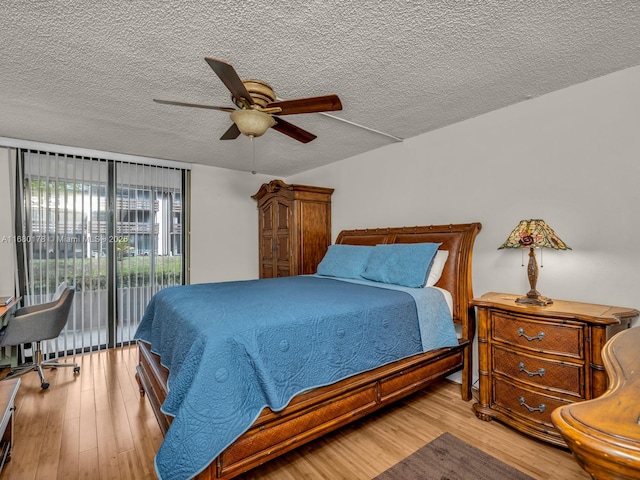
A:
[230,109,276,138]
[157,58,342,143]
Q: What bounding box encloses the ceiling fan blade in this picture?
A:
[267,94,342,115]
[272,117,317,143]
[220,123,241,140]
[204,57,254,107]
[153,99,235,112]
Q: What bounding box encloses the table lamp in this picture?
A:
[498,219,571,306]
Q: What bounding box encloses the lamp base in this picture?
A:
[516,292,554,306]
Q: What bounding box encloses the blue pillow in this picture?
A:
[316,245,374,279]
[362,242,441,288]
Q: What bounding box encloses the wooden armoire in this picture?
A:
[252,179,333,278]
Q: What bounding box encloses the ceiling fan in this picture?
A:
[153,57,343,143]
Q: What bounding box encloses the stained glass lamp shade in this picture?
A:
[499,219,571,306]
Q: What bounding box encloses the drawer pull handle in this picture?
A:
[518,362,546,377]
[518,327,545,342]
[519,396,546,413]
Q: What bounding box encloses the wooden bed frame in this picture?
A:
[136,222,482,479]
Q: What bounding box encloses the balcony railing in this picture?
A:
[115,199,159,211]
[87,223,160,235]
[31,223,82,235]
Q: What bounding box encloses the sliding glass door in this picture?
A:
[17,150,187,357]
[114,162,184,345]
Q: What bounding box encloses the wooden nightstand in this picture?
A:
[471,292,638,447]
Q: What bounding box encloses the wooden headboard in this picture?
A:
[335,223,482,330]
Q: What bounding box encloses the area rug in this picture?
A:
[373,432,535,480]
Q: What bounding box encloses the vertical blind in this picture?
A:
[17,150,186,358]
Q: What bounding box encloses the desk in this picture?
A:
[0,297,19,323]
[552,327,640,480]
[0,377,20,472]
[0,298,20,369]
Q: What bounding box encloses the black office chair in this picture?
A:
[0,286,80,389]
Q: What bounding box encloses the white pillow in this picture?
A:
[426,250,449,287]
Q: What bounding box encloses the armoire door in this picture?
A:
[258,198,293,278]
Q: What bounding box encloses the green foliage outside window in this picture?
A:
[28,256,182,294]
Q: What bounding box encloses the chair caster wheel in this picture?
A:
[74,366,80,374]
[41,382,50,390]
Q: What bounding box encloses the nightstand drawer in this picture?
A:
[492,312,583,359]
[492,345,583,398]
[493,377,572,428]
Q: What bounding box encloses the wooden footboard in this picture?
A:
[137,337,468,479]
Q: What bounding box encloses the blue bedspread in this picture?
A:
[134,275,457,480]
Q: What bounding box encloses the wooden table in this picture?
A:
[0,377,20,472]
[552,326,640,480]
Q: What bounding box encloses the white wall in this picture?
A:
[290,65,640,318]
[0,148,15,296]
[189,164,271,284]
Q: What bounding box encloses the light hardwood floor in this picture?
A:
[1,346,590,480]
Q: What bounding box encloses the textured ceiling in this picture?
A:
[1,1,640,176]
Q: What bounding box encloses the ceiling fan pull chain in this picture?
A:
[251,136,257,175]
